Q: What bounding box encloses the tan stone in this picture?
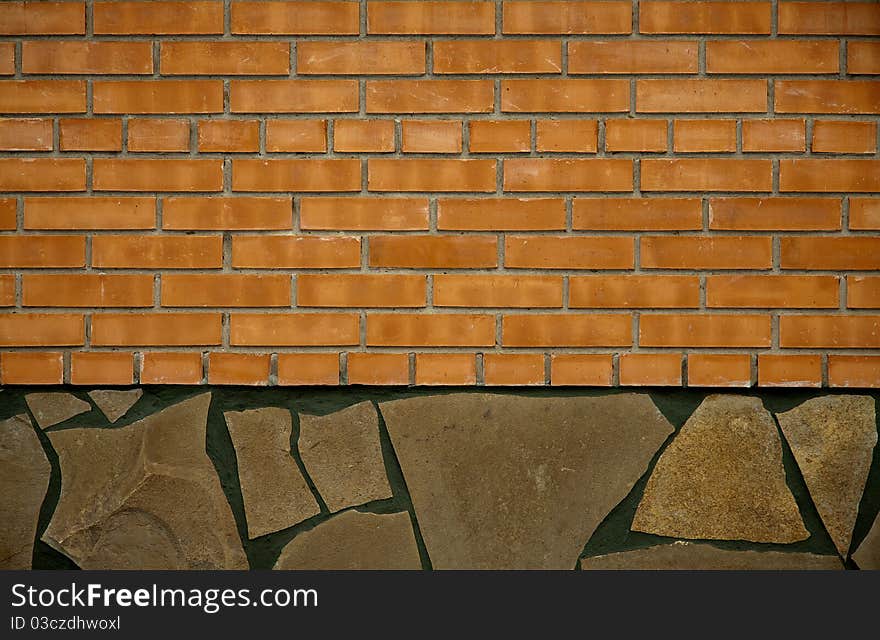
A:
[853,513,880,570]
[0,415,50,569]
[45,393,248,569]
[88,389,143,423]
[225,407,320,539]
[632,395,808,543]
[25,392,90,428]
[298,402,392,512]
[274,510,421,570]
[378,393,673,569]
[777,395,877,557]
[581,542,842,570]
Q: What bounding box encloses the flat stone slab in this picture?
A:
[633,395,808,543]
[298,402,392,512]
[379,393,673,569]
[777,395,877,557]
[88,389,143,423]
[25,392,91,429]
[274,510,421,570]
[581,542,842,570]
[45,393,247,569]
[0,415,50,569]
[853,512,880,570]
[225,407,320,539]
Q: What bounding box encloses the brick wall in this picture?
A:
[0,0,878,388]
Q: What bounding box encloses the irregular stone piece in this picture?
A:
[853,513,880,570]
[581,542,843,570]
[632,395,808,543]
[274,510,421,570]
[299,402,392,512]
[25,392,91,428]
[225,407,320,539]
[379,393,673,569]
[88,389,143,423]
[0,415,50,569]
[777,395,877,557]
[45,393,248,569]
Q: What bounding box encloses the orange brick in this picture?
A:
[0,80,85,113]
[59,118,122,151]
[367,80,493,113]
[128,119,190,152]
[0,43,13,75]
[277,353,340,386]
[266,120,327,153]
[828,356,880,388]
[415,353,476,385]
[503,1,631,34]
[0,314,84,347]
[707,275,839,309]
[637,79,767,113]
[848,276,880,309]
[812,121,876,154]
[775,81,880,114]
[23,274,154,307]
[484,353,545,386]
[370,235,496,268]
[141,352,203,385]
[505,236,634,269]
[233,159,359,192]
[0,352,64,385]
[851,199,880,230]
[848,42,880,74]
[758,354,822,388]
[781,237,880,270]
[570,275,700,308]
[640,1,771,34]
[92,235,222,269]
[0,118,52,151]
[434,275,563,308]
[0,275,12,306]
[94,159,221,192]
[92,313,222,346]
[640,314,771,347]
[781,160,880,192]
[437,198,566,231]
[619,353,682,386]
[231,314,359,346]
[22,41,152,74]
[0,158,86,191]
[505,159,632,191]
[232,1,358,35]
[297,274,426,308]
[334,120,395,153]
[502,79,629,112]
[503,314,631,347]
[94,80,223,114]
[641,236,772,270]
[780,316,880,349]
[688,354,751,387]
[369,159,495,192]
[706,40,838,74]
[163,197,290,230]
[641,159,772,192]
[301,197,428,230]
[709,197,839,231]
[95,1,223,34]
[674,119,736,152]
[367,314,494,347]
[347,353,409,385]
[569,41,697,73]
[232,236,360,268]
[0,236,85,268]
[231,80,359,113]
[604,120,667,152]
[550,354,613,386]
[198,120,260,153]
[0,2,85,35]
[779,2,880,35]
[573,198,701,231]
[368,1,495,35]
[536,120,598,153]
[298,41,425,75]
[208,353,270,385]
[161,41,289,75]
[70,352,134,385]
[25,197,154,230]
[162,274,291,307]
[0,198,15,230]
[742,119,805,152]
[469,120,530,153]
[433,40,561,74]
[402,120,462,153]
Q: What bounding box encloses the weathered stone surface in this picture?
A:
[632,395,808,543]
[379,393,673,569]
[88,389,143,423]
[225,407,320,539]
[25,392,90,429]
[853,513,880,570]
[45,393,248,569]
[274,510,421,570]
[581,542,842,570]
[299,402,392,512]
[777,395,877,557]
[0,415,50,569]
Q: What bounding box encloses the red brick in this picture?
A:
[775,81,880,114]
[25,197,154,230]
[0,198,15,230]
[92,314,222,346]
[367,80,493,113]
[502,79,629,112]
[550,355,613,386]
[0,118,52,151]
[369,159,495,192]
[208,353,270,385]
[850,199,880,230]
[641,159,772,192]
[570,275,700,308]
[848,42,880,74]
[59,118,122,151]
[347,353,409,386]
[780,316,880,349]
[707,275,839,308]
[141,352,203,385]
[640,315,771,347]
[230,80,359,113]
[619,353,682,386]
[706,40,838,74]
[94,81,223,114]
[333,120,395,153]
[265,120,327,153]
[828,356,880,388]
[0,352,64,385]
[758,354,822,388]
[162,274,291,307]
[230,314,359,346]
[503,314,632,347]
[233,159,360,192]
[573,198,702,231]
[23,274,154,307]
[434,275,563,308]
[505,236,634,269]
[232,1,359,35]
[92,235,222,269]
[415,354,476,385]
[0,236,85,268]
[434,40,561,74]
[709,197,840,231]
[401,120,462,153]
[0,80,86,113]
[438,198,566,231]
[163,197,291,231]
[0,43,13,75]
[0,314,84,347]
[0,158,86,192]
[301,197,429,231]
[22,41,153,74]
[742,119,805,152]
[128,119,190,153]
[0,2,85,35]
[70,352,134,385]
[94,159,222,192]
[640,1,771,34]
[277,353,340,386]
[368,2,495,35]
[367,314,495,347]
[641,236,772,270]
[469,120,531,153]
[198,120,260,153]
[688,354,752,387]
[370,235,497,269]
[605,120,668,153]
[298,41,425,75]
[504,159,632,192]
[232,236,360,269]
[674,119,736,152]
[95,1,223,35]
[536,120,598,153]
[637,79,767,113]
[484,353,544,386]
[161,41,289,75]
[569,41,697,74]
[812,121,876,154]
[297,274,426,308]
[781,237,880,270]
[0,275,13,307]
[779,2,880,35]
[849,276,880,309]
[503,1,631,34]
